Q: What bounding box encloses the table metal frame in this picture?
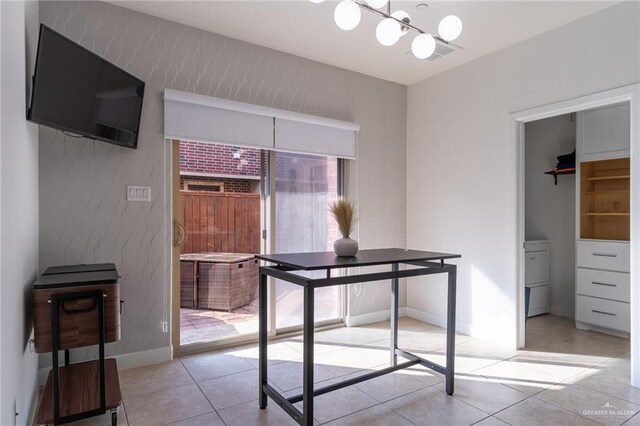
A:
[258,258,458,426]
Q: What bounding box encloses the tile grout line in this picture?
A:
[468,414,510,426]
[621,412,640,425]
[121,377,208,402]
[182,358,298,415]
[533,388,639,426]
[316,399,418,425]
[486,393,547,424]
[308,359,446,424]
[562,365,640,407]
[178,357,228,426]
[529,394,615,426]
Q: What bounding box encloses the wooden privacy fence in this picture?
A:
[180,191,261,255]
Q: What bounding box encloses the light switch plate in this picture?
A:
[127,185,151,202]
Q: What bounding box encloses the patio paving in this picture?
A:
[180,298,259,345]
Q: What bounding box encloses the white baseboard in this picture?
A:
[116,346,173,370]
[406,307,472,336]
[549,305,574,319]
[38,346,172,386]
[345,307,407,327]
[26,372,39,426]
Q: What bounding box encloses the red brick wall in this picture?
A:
[179,141,261,176]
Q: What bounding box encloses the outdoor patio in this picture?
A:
[180,298,259,345]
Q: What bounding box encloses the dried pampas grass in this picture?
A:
[329,199,356,238]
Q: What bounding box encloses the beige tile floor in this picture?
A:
[58,315,640,426]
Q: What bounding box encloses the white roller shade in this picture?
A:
[164,98,274,149]
[275,118,356,159]
[164,89,358,158]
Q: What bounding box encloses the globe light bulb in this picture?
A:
[390,10,411,36]
[438,15,462,42]
[375,18,401,46]
[334,0,361,31]
[411,33,436,59]
[365,0,389,9]
[309,0,325,3]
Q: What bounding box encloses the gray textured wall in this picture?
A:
[38,1,407,357]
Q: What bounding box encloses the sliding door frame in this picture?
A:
[174,147,347,355]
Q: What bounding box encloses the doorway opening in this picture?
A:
[512,84,639,387]
[523,113,578,349]
[177,141,262,346]
[173,141,345,350]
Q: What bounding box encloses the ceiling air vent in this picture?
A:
[407,40,462,62]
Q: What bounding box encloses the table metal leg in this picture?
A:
[259,271,268,409]
[446,265,457,395]
[302,285,314,426]
[390,263,399,367]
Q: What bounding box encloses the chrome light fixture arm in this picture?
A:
[354,0,448,44]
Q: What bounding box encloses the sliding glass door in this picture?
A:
[274,152,343,329]
[175,146,344,350]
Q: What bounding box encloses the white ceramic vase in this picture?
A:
[334,237,359,257]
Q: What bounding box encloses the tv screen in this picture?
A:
[28,25,145,149]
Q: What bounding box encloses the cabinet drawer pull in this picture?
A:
[592,252,617,258]
[529,256,536,260]
[592,309,617,317]
[592,281,617,287]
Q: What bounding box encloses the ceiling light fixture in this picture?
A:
[334,0,362,31]
[411,33,436,59]
[438,15,463,42]
[390,10,411,36]
[376,18,401,46]
[310,0,462,60]
[365,0,389,9]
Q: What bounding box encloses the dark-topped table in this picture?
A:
[255,248,461,426]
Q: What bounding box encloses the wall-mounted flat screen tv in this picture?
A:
[27,24,145,149]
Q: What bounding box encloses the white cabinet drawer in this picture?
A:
[525,250,548,285]
[575,295,629,332]
[577,268,630,302]
[577,240,630,272]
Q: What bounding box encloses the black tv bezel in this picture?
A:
[27,24,145,150]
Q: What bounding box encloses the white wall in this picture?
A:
[0,1,40,424]
[407,2,639,347]
[525,114,576,318]
[37,0,407,363]
[0,0,4,418]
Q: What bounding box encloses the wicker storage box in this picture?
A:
[33,267,120,353]
[196,253,258,311]
[179,257,198,309]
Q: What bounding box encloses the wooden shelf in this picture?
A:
[544,169,575,185]
[586,175,630,181]
[36,359,121,425]
[580,157,630,241]
[585,212,630,217]
[586,189,630,194]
